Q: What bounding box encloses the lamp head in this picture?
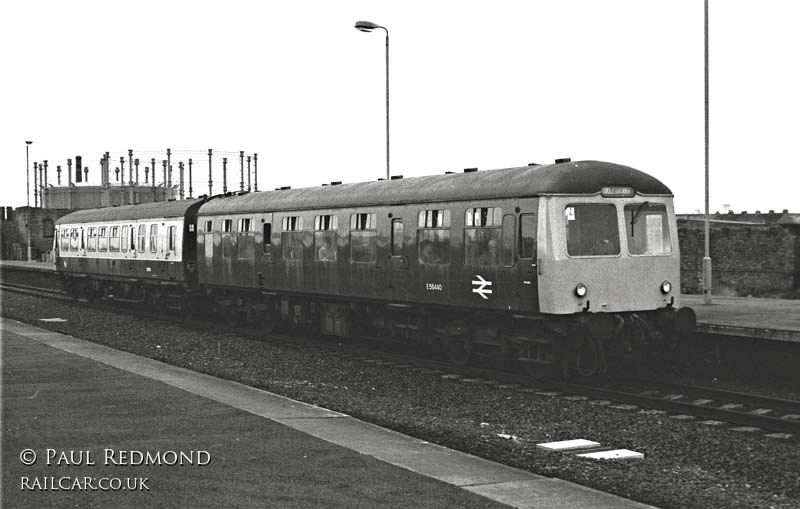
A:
[25,141,33,145]
[355,20,380,32]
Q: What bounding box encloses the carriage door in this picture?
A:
[256,214,274,288]
[388,217,408,300]
[516,212,539,311]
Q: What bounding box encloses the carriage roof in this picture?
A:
[198,160,672,216]
[56,198,205,225]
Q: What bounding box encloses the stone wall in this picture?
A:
[678,220,800,297]
[1,207,73,261]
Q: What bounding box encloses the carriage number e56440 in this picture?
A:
[425,283,443,291]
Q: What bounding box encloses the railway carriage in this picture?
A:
[53,159,694,377]
[195,159,695,375]
[55,199,205,305]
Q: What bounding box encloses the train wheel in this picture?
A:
[444,339,471,366]
[573,335,605,378]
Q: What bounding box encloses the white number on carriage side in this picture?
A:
[565,207,575,221]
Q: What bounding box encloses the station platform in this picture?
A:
[2,259,798,342]
[681,294,800,342]
[1,318,653,508]
[0,260,56,273]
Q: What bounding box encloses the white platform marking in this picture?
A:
[536,439,600,451]
[578,449,644,460]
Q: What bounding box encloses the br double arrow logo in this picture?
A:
[472,274,493,300]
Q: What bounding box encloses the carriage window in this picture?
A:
[138,224,147,252]
[263,223,272,252]
[61,228,70,251]
[237,219,253,259]
[418,209,450,265]
[223,219,233,233]
[121,226,129,252]
[350,213,376,262]
[149,224,158,253]
[109,226,120,252]
[281,216,304,261]
[418,209,450,228]
[87,227,97,252]
[519,214,537,258]
[624,203,672,255]
[168,226,177,252]
[70,229,79,250]
[315,214,338,231]
[565,204,620,256]
[464,207,502,266]
[205,220,213,232]
[282,216,303,231]
[98,227,108,252]
[465,207,501,227]
[315,214,338,262]
[238,218,252,232]
[391,219,404,256]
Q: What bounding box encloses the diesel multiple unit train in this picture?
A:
[54,159,695,377]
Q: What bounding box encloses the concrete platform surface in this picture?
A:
[681,294,800,342]
[0,318,656,508]
[0,260,56,273]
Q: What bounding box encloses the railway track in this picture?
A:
[3,280,798,437]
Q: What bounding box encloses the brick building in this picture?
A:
[678,210,800,297]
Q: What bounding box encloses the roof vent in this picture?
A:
[555,158,571,164]
[463,168,478,173]
[445,171,454,174]
[280,186,291,190]
[727,210,734,214]
[378,178,385,181]
[322,183,328,186]
[741,210,747,214]
[527,162,540,167]
[390,175,403,180]
[330,181,342,185]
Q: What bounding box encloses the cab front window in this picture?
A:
[565,204,620,256]
[624,203,672,255]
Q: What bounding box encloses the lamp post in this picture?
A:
[354,20,390,180]
[703,0,712,304]
[25,141,33,261]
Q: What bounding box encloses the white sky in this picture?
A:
[1,0,798,214]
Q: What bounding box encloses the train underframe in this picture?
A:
[62,274,696,378]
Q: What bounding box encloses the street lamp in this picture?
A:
[354,20,390,180]
[25,140,33,261]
